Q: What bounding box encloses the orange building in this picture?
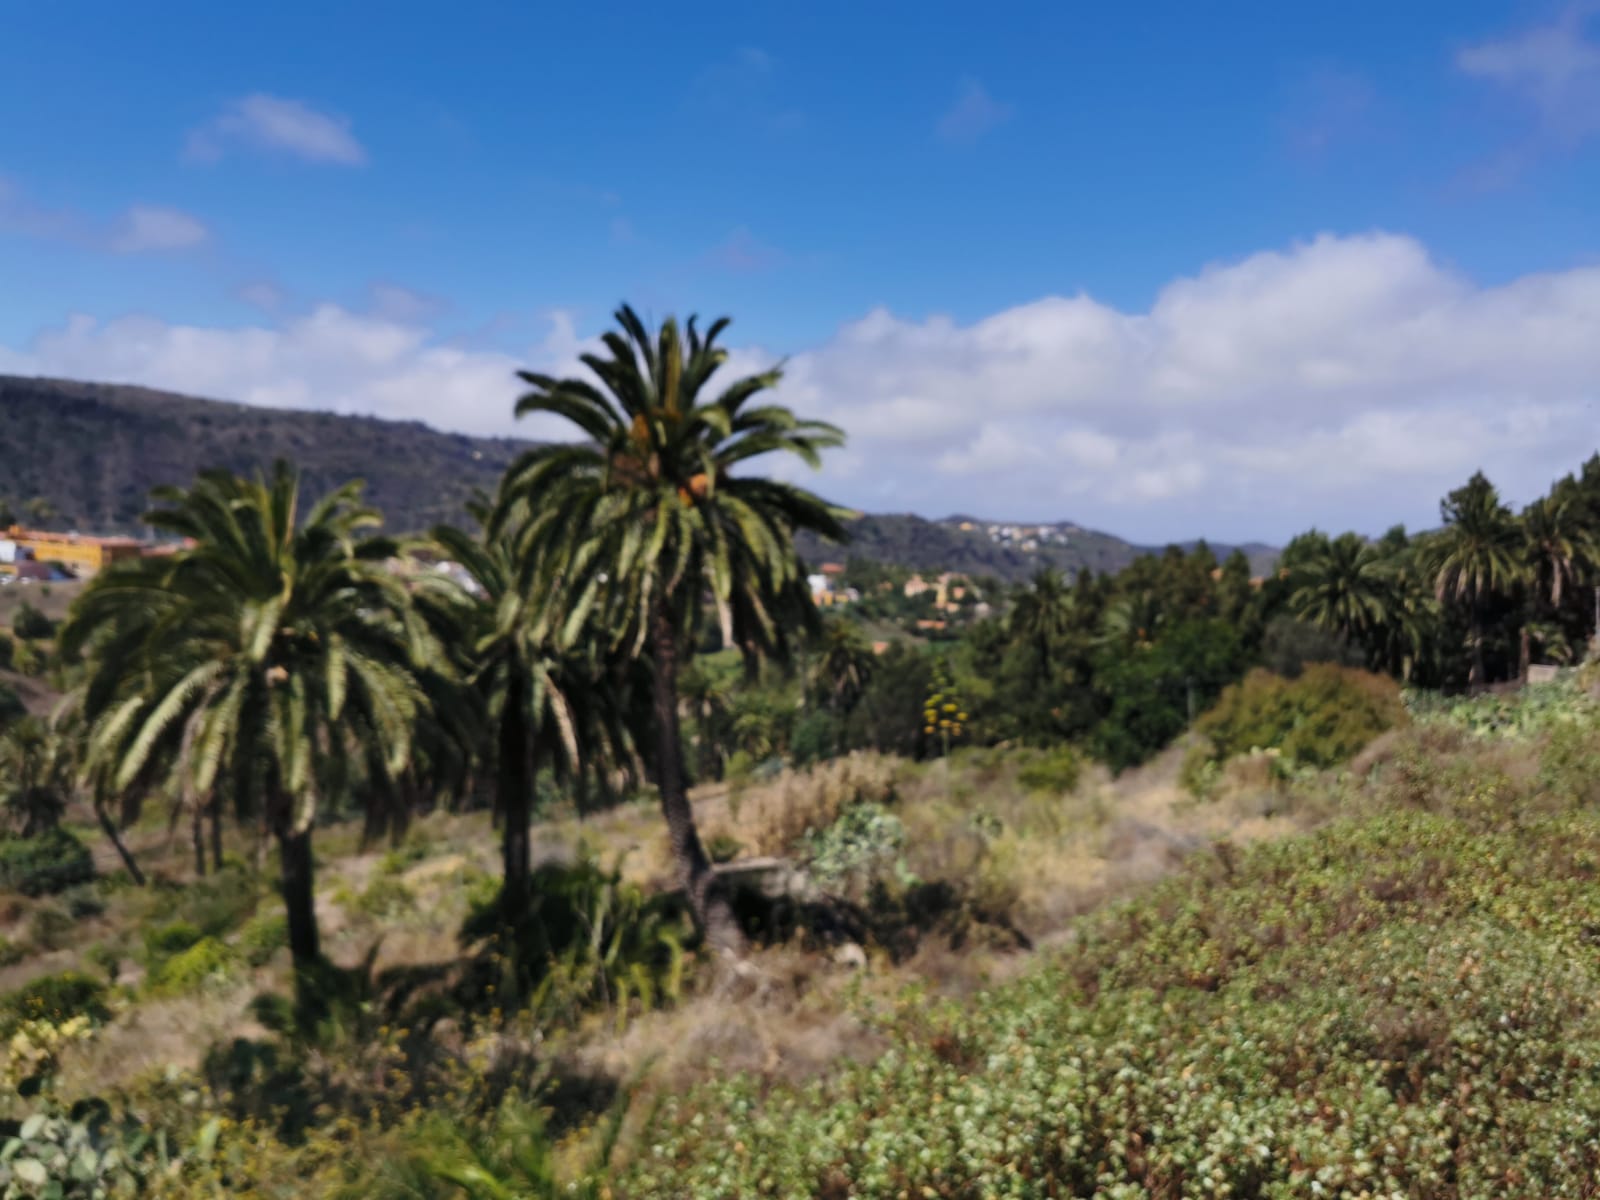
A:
[6,526,146,575]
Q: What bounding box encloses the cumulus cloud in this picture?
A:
[186,94,368,166]
[0,307,587,441]
[110,206,210,253]
[4,233,1600,541]
[937,78,1013,144]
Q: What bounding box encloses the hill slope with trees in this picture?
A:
[0,376,1274,574]
[0,375,525,533]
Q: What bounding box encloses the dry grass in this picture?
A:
[14,737,1326,1117]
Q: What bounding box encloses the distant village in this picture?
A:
[948,519,1085,554]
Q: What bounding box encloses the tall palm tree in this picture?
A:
[61,462,445,974]
[1427,471,1523,687]
[497,304,846,951]
[808,617,875,713]
[423,500,632,911]
[1288,532,1395,648]
[1009,568,1076,678]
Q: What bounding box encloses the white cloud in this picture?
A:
[110,206,210,253]
[937,78,1013,144]
[186,94,368,166]
[1,178,209,255]
[368,282,442,323]
[5,233,1600,541]
[236,281,285,311]
[1459,4,1600,143]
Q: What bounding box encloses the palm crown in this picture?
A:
[62,461,446,968]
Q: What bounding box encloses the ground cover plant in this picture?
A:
[621,726,1600,1198]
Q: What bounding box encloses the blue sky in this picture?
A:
[4,1,1600,542]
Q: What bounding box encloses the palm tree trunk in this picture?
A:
[499,674,532,915]
[1470,612,1488,689]
[1519,624,1532,682]
[191,801,207,878]
[278,823,320,968]
[94,799,145,886]
[210,798,224,873]
[651,599,744,955]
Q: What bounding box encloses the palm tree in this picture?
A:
[1288,532,1394,649]
[1427,471,1523,687]
[1515,491,1597,677]
[808,618,875,713]
[0,717,71,838]
[423,500,632,912]
[61,462,446,974]
[1096,590,1164,652]
[497,304,846,951]
[1009,569,1076,679]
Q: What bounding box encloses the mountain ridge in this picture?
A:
[0,374,1277,578]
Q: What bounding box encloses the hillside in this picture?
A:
[798,511,1279,582]
[0,375,526,534]
[0,375,1276,573]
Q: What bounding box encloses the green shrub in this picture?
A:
[1014,744,1081,794]
[0,631,13,670]
[152,936,235,995]
[62,885,106,920]
[142,919,204,969]
[144,864,261,938]
[1538,721,1600,808]
[84,941,121,982]
[0,827,94,896]
[11,601,55,640]
[459,855,689,1030]
[376,837,429,877]
[238,912,288,967]
[27,901,74,951]
[623,805,1600,1196]
[0,933,27,966]
[799,802,915,896]
[790,709,845,768]
[351,875,416,919]
[1408,672,1600,740]
[1187,663,1406,789]
[0,970,111,1034]
[705,833,743,864]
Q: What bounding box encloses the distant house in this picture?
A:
[809,573,854,607]
[871,640,890,655]
[820,562,846,576]
[914,618,948,632]
[5,526,144,576]
[904,575,932,598]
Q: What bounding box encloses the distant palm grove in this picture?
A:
[3,303,1600,1196]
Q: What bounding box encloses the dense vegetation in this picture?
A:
[625,722,1600,1197]
[3,304,1600,1197]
